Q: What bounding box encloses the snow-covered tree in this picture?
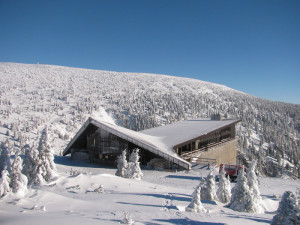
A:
[272,191,300,225]
[229,167,255,212]
[200,171,218,202]
[186,185,207,213]
[31,165,46,186]
[217,166,231,203]
[10,151,28,196]
[126,148,143,180]
[115,149,128,177]
[0,140,12,175]
[22,144,45,186]
[247,160,264,213]
[22,144,35,182]
[38,127,56,181]
[0,170,11,197]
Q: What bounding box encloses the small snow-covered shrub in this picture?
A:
[69,168,81,176]
[94,184,104,193]
[186,185,207,213]
[122,212,134,225]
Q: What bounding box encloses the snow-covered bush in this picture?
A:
[38,127,56,181]
[272,191,300,225]
[217,166,231,203]
[10,151,28,196]
[0,140,12,175]
[229,167,255,212]
[126,148,143,180]
[0,170,11,197]
[186,185,207,213]
[69,168,82,176]
[94,184,104,193]
[122,212,134,225]
[116,149,128,177]
[247,160,264,213]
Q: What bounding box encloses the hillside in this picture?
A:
[0,62,299,177]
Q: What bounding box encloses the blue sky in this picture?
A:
[0,0,299,104]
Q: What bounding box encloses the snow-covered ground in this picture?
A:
[1,158,299,225]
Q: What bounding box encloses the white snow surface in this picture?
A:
[1,158,300,225]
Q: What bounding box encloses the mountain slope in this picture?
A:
[0,62,299,177]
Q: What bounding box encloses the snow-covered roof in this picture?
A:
[64,117,240,170]
[139,118,241,149]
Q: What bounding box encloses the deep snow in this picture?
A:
[1,157,299,225]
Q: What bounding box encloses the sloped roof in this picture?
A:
[140,118,241,149]
[63,117,240,169]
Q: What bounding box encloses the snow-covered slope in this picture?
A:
[0,62,299,176]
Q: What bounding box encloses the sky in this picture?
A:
[0,0,299,104]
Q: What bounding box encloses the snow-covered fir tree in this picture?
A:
[22,144,35,183]
[186,185,207,213]
[272,191,300,225]
[200,171,218,202]
[229,167,255,212]
[22,143,45,186]
[247,160,264,213]
[217,166,231,203]
[0,170,11,197]
[126,148,143,180]
[31,165,46,187]
[115,149,128,177]
[10,151,28,196]
[38,126,56,181]
[0,140,12,175]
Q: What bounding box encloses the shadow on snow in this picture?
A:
[147,218,226,225]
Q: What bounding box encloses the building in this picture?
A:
[63,117,241,170]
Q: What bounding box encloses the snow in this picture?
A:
[140,118,240,150]
[1,157,300,225]
[0,62,299,224]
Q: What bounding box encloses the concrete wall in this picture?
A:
[198,139,237,165]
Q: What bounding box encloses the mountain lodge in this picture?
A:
[63,117,241,170]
